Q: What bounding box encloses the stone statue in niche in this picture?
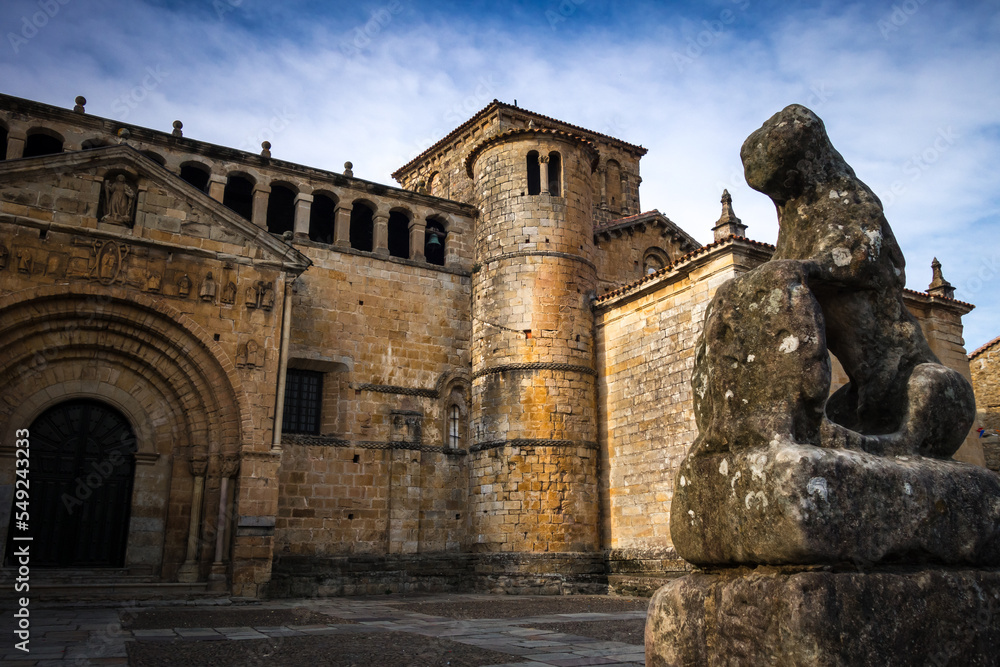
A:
[102,174,136,225]
[177,273,191,297]
[221,280,237,304]
[670,104,1000,569]
[200,272,217,302]
[0,243,9,270]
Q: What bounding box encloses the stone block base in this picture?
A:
[646,567,1000,667]
[268,551,608,597]
[606,547,692,597]
[474,552,607,595]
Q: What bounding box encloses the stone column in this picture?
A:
[293,193,313,242]
[539,155,550,195]
[177,458,207,583]
[598,166,607,206]
[409,219,427,262]
[5,132,25,160]
[373,213,389,256]
[251,186,270,229]
[208,176,227,203]
[334,204,352,248]
[208,456,240,592]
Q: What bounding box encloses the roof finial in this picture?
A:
[927,257,955,299]
[712,189,747,242]
[73,96,86,113]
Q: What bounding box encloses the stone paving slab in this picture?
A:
[0,594,647,665]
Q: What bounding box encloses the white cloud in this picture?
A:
[1,0,996,347]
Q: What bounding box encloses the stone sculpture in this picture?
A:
[670,103,998,568]
[647,105,1000,666]
[102,174,135,224]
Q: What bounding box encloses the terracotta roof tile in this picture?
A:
[969,335,1000,359]
[392,100,646,180]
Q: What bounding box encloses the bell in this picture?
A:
[426,232,442,248]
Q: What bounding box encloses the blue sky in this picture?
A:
[1,0,998,350]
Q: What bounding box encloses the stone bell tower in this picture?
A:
[464,127,603,588]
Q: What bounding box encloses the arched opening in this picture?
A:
[141,150,166,166]
[223,173,254,221]
[548,151,562,196]
[4,399,136,567]
[428,172,441,197]
[643,247,669,275]
[526,151,540,195]
[0,124,7,160]
[266,183,297,236]
[23,129,64,158]
[81,137,111,150]
[387,210,410,259]
[441,381,468,450]
[349,201,374,252]
[424,217,446,266]
[606,160,622,211]
[309,193,336,244]
[180,162,211,193]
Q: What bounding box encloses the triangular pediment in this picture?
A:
[0,145,310,274]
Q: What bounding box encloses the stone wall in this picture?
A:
[971,338,1000,472]
[595,241,770,558]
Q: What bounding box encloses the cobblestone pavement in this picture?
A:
[1,594,649,666]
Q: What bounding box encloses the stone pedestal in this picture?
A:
[646,567,1000,667]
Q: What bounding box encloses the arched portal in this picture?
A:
[5,400,136,567]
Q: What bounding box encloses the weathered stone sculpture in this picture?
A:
[648,105,1000,666]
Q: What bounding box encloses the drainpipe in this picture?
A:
[272,273,293,449]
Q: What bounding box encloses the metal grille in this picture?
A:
[283,369,323,435]
[449,405,461,449]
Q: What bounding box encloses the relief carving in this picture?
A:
[0,244,8,270]
[144,270,162,293]
[200,272,217,302]
[177,273,191,297]
[87,240,130,285]
[221,280,236,304]
[16,248,32,274]
[236,339,263,368]
[245,280,275,311]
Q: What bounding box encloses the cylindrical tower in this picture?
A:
[466,128,601,573]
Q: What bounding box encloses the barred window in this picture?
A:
[282,369,323,435]
[449,405,461,449]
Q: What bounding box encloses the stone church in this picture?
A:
[0,93,986,598]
